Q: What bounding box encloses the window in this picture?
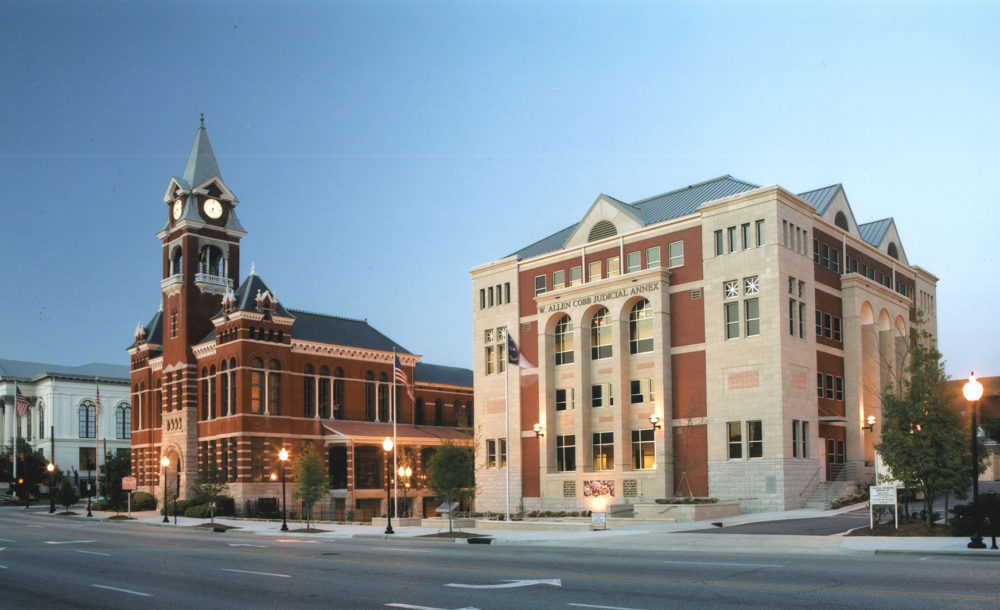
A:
[304,365,316,418]
[744,299,760,336]
[486,439,496,468]
[625,251,641,273]
[647,246,661,268]
[629,299,654,354]
[747,420,763,458]
[250,437,266,482]
[606,256,620,278]
[588,260,601,282]
[823,313,832,339]
[835,377,844,401]
[792,420,799,458]
[415,398,424,425]
[632,429,655,469]
[267,359,282,415]
[590,307,612,359]
[534,275,546,295]
[38,404,45,439]
[591,384,613,408]
[250,358,264,414]
[833,317,841,342]
[648,378,655,402]
[434,399,444,426]
[555,388,574,411]
[815,310,822,336]
[789,298,796,336]
[821,243,830,268]
[799,303,806,338]
[755,219,765,247]
[801,421,809,458]
[744,276,758,295]
[115,404,131,440]
[725,302,740,339]
[714,230,724,256]
[569,266,582,286]
[817,373,824,398]
[741,223,751,249]
[630,379,643,404]
[667,242,682,268]
[379,373,390,422]
[499,438,507,467]
[724,280,740,299]
[485,345,495,375]
[727,226,737,252]
[553,269,565,289]
[554,315,574,365]
[813,239,820,264]
[365,371,376,421]
[484,327,506,375]
[479,289,485,309]
[319,366,332,419]
[556,435,576,471]
[831,248,839,273]
[488,286,494,307]
[593,432,614,471]
[825,374,834,399]
[727,421,742,459]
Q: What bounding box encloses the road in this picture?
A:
[1,509,999,609]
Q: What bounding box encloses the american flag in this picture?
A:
[95,379,102,417]
[394,355,414,402]
[15,385,29,417]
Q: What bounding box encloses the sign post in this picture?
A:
[869,484,898,529]
[591,511,607,531]
[122,476,137,518]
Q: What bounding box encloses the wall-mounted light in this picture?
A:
[863,415,877,431]
[649,414,662,429]
[532,423,544,437]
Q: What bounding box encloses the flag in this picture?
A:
[15,385,29,417]
[95,379,102,417]
[394,355,414,402]
[507,335,536,370]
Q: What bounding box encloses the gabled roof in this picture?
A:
[0,358,129,383]
[129,308,163,349]
[858,218,893,247]
[229,272,294,319]
[288,309,411,354]
[511,176,759,259]
[414,362,473,387]
[797,184,842,215]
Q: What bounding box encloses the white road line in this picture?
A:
[92,584,151,597]
[26,525,42,528]
[275,539,319,543]
[371,546,432,553]
[569,604,644,610]
[0,538,15,543]
[78,550,111,556]
[0,565,7,569]
[662,560,783,568]
[221,568,291,578]
[228,543,269,548]
[386,605,481,610]
[45,540,96,545]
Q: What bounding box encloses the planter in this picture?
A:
[633,502,740,522]
[371,516,423,528]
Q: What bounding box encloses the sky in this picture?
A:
[1,0,998,379]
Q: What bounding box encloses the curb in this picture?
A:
[874,549,1000,559]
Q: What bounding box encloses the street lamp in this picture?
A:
[649,414,662,429]
[963,372,985,549]
[161,455,170,524]
[532,423,544,437]
[397,465,412,517]
[279,447,289,532]
[47,462,55,514]
[863,415,877,431]
[382,437,394,535]
[86,459,93,517]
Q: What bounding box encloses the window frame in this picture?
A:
[592,431,615,471]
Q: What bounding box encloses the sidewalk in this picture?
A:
[55,503,1000,559]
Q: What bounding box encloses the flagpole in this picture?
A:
[504,326,510,522]
[95,378,100,499]
[13,383,19,493]
[392,350,398,520]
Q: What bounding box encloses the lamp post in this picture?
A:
[279,447,289,532]
[963,373,986,549]
[161,455,170,524]
[86,459,93,517]
[47,462,55,514]
[397,465,412,517]
[382,437,394,534]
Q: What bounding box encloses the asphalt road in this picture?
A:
[686,509,872,535]
[2,508,999,609]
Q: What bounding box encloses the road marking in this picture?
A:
[275,539,319,543]
[662,560,783,568]
[26,525,42,528]
[386,604,481,610]
[45,540,96,545]
[446,579,561,589]
[78,550,111,557]
[0,565,6,569]
[0,538,14,543]
[221,568,291,578]
[371,546,432,553]
[92,584,151,597]
[228,543,269,548]
[569,604,644,610]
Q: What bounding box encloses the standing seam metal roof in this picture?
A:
[858,219,893,247]
[796,184,841,215]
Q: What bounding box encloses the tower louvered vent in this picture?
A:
[887,242,899,260]
[588,220,617,242]
[834,211,849,231]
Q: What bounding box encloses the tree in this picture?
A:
[195,465,230,524]
[2,438,49,502]
[102,451,131,513]
[426,442,474,533]
[292,443,328,530]
[876,328,985,528]
[56,479,79,513]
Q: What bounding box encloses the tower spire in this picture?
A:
[180,118,221,188]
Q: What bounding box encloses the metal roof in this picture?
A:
[178,122,222,189]
[0,358,129,383]
[797,184,841,215]
[858,218,892,247]
[286,309,411,355]
[414,362,473,387]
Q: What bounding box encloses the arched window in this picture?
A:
[887,242,899,260]
[365,371,376,421]
[228,358,237,415]
[333,368,345,419]
[201,367,209,420]
[220,361,230,417]
[554,315,574,365]
[79,400,96,439]
[170,246,183,276]
[378,373,389,422]
[251,357,264,414]
[209,364,217,419]
[116,403,131,440]
[268,359,282,415]
[834,211,849,231]
[154,379,162,428]
[434,399,444,426]
[590,307,612,360]
[588,220,617,242]
[38,401,45,439]
[415,398,425,425]
[26,407,32,441]
[198,244,224,277]
[629,299,654,354]
[304,364,316,418]
[319,366,331,418]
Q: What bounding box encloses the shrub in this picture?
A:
[161,499,193,516]
[830,488,869,509]
[92,499,111,511]
[949,494,1000,536]
[131,491,157,511]
[654,497,719,504]
[184,503,213,519]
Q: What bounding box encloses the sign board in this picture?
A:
[435,501,459,515]
[591,511,607,531]
[122,476,137,491]
[869,484,898,529]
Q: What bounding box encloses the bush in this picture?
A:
[161,499,194,516]
[131,491,157,511]
[92,499,112,511]
[184,503,213,519]
[949,494,1000,536]
[655,497,719,504]
[830,488,869,509]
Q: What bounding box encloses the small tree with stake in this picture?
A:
[195,465,230,524]
[426,442,475,533]
[293,443,328,530]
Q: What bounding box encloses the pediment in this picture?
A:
[819,188,861,237]
[564,194,645,249]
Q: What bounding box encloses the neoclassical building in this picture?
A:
[128,122,472,519]
[471,176,937,513]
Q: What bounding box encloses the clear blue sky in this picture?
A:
[2,1,997,379]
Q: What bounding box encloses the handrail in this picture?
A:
[799,465,822,498]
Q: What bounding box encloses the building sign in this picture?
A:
[122,476,137,491]
[869,484,898,529]
[591,511,607,531]
[583,480,615,498]
[538,281,661,314]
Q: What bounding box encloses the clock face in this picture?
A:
[172,198,183,220]
[204,198,223,219]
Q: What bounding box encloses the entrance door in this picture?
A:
[827,439,845,479]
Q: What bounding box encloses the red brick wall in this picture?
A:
[673,424,708,497]
[670,290,705,346]
[672,351,706,419]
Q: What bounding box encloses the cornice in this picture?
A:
[290,340,421,367]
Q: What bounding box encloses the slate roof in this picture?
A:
[0,358,129,383]
[858,218,893,247]
[177,122,222,190]
[797,184,841,215]
[414,362,473,387]
[229,272,293,319]
[287,309,411,354]
[511,176,760,259]
[128,308,163,350]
